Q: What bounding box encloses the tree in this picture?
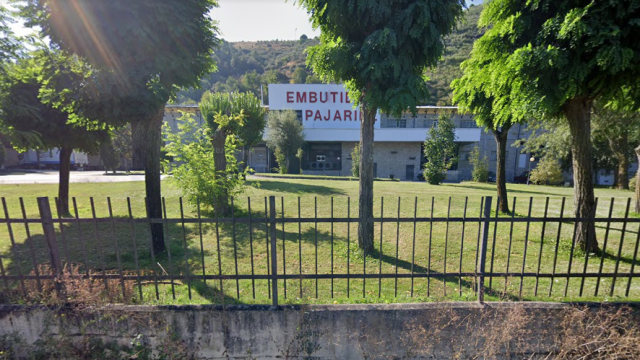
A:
[0,53,108,215]
[164,112,245,211]
[111,124,133,172]
[291,68,308,84]
[265,110,305,174]
[233,92,266,171]
[592,102,640,190]
[99,139,120,174]
[422,115,458,185]
[299,0,465,253]
[351,144,360,177]
[469,146,489,183]
[452,47,525,213]
[200,91,245,215]
[464,0,640,252]
[0,5,20,66]
[299,34,308,43]
[20,0,219,253]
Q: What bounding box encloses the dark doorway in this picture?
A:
[406,165,415,180]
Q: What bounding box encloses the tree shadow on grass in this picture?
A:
[246,180,347,196]
[0,217,243,305]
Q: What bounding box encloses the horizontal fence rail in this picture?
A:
[0,195,639,305]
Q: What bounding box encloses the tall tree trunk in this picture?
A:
[58,146,72,216]
[635,145,640,213]
[358,104,376,254]
[212,128,229,215]
[131,121,146,170]
[564,98,599,253]
[142,107,165,254]
[493,124,511,214]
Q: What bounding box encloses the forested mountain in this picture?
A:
[175,4,483,106]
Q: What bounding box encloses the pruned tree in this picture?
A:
[299,0,465,253]
[265,110,305,174]
[462,0,640,252]
[19,0,219,253]
[233,92,266,170]
[200,91,245,215]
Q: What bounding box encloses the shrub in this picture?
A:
[529,157,564,185]
[469,146,489,182]
[630,175,636,191]
[163,112,245,210]
[351,144,360,177]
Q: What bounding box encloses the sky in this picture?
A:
[5,0,485,42]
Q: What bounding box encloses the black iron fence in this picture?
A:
[0,195,639,305]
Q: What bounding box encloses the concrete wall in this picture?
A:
[3,302,634,359]
[342,142,422,180]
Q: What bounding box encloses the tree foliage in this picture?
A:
[530,157,565,186]
[423,115,458,185]
[265,110,305,174]
[19,0,220,252]
[470,146,489,183]
[462,0,640,252]
[163,112,245,210]
[351,144,360,177]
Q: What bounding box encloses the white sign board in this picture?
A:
[268,84,380,129]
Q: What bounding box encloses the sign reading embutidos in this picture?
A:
[268,84,380,129]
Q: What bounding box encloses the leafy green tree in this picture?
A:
[469,146,489,183]
[99,139,120,174]
[164,112,245,211]
[452,49,526,213]
[232,92,266,170]
[20,0,219,253]
[291,68,308,84]
[305,74,322,84]
[529,157,564,186]
[296,148,304,174]
[265,110,305,174]
[200,91,245,215]
[0,54,108,215]
[0,5,20,66]
[351,144,360,177]
[464,0,640,252]
[592,100,640,190]
[299,0,464,253]
[422,115,457,185]
[111,124,133,172]
[299,34,308,44]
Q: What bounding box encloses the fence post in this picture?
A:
[269,196,278,307]
[37,197,62,276]
[477,196,492,303]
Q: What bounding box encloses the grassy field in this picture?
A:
[0,178,638,305]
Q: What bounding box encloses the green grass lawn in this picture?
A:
[0,178,638,305]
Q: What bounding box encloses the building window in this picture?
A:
[460,120,477,128]
[459,151,470,161]
[396,119,406,128]
[431,120,439,128]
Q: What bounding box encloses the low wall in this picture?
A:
[0,302,637,359]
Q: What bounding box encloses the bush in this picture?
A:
[469,146,489,182]
[529,157,564,185]
[630,175,636,191]
[163,112,245,209]
[422,115,457,185]
[351,144,360,177]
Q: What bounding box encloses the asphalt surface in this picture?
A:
[0,170,167,184]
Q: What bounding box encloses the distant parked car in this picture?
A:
[513,171,529,184]
[487,171,496,183]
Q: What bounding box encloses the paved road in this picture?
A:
[0,170,168,184]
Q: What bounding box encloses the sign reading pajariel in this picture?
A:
[268,84,380,129]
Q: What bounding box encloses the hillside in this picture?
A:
[175,4,484,106]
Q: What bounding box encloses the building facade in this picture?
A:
[163,84,537,182]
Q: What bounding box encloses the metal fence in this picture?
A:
[0,195,639,305]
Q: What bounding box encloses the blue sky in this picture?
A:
[4,0,484,42]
